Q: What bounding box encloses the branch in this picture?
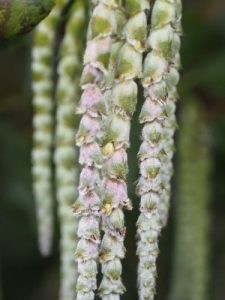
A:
[0,0,54,39]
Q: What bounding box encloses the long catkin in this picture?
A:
[136,1,182,299]
[54,1,86,299]
[73,1,121,299]
[99,1,150,299]
[31,1,68,256]
[169,100,210,300]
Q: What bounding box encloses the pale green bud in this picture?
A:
[100,234,125,262]
[102,259,122,281]
[78,260,98,278]
[111,80,138,118]
[125,0,150,16]
[115,43,142,80]
[102,208,125,238]
[104,115,131,146]
[98,276,125,296]
[84,37,112,73]
[142,51,168,86]
[88,4,117,39]
[123,12,147,51]
[151,0,177,28]
[76,275,97,292]
[139,98,165,123]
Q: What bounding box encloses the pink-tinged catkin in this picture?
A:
[98,1,150,299]
[73,1,125,299]
[136,0,182,299]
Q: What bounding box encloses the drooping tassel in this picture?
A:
[31,0,68,256]
[136,0,182,299]
[54,1,86,299]
[73,1,121,299]
[99,1,150,299]
[169,99,210,300]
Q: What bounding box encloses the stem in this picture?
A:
[54,1,86,299]
[136,0,182,299]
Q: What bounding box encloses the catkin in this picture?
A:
[73,1,121,299]
[169,100,210,300]
[99,1,150,299]
[54,1,86,299]
[31,1,68,256]
[136,0,182,299]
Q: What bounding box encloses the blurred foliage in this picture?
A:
[0,0,225,299]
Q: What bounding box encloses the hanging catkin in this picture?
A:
[31,1,68,256]
[54,1,86,299]
[159,0,182,227]
[136,0,182,299]
[73,1,121,299]
[99,1,150,299]
[169,99,210,300]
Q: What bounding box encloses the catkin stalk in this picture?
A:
[136,0,182,299]
[54,1,86,299]
[31,0,68,256]
[99,1,150,299]
[169,100,210,300]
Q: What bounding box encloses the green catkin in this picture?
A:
[31,0,68,256]
[136,0,182,299]
[158,0,182,228]
[169,100,210,300]
[99,1,150,299]
[54,1,86,299]
[73,1,122,299]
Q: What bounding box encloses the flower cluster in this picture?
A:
[31,0,183,298]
